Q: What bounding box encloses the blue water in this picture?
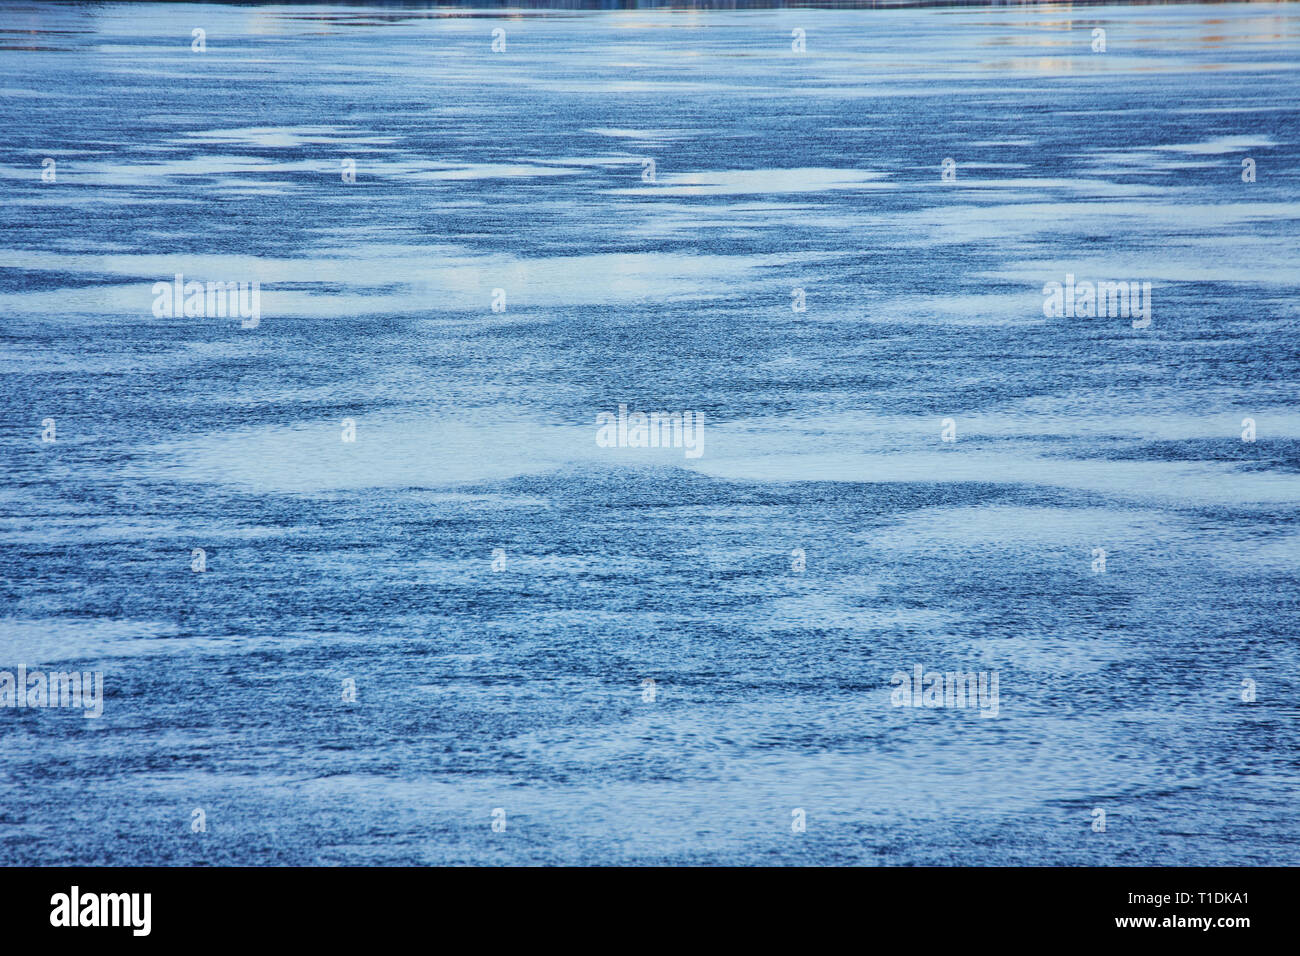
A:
[1,1,1298,865]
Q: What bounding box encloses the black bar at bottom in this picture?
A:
[0,866,1279,943]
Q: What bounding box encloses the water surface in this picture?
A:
[1,1,1298,865]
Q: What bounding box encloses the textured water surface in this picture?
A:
[1,1,1299,865]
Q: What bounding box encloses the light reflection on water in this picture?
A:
[0,2,1297,864]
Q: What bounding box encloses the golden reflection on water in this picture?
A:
[970,6,1294,74]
